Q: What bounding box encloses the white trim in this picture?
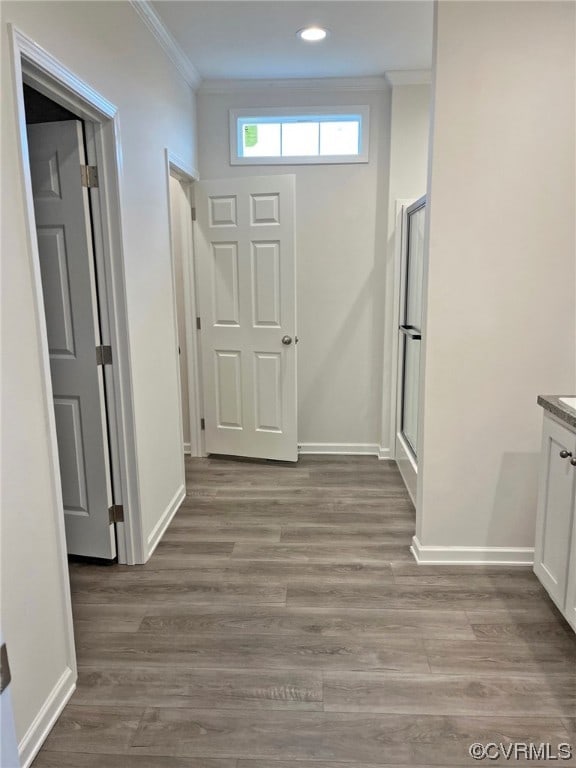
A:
[146,483,186,558]
[129,0,202,90]
[298,443,381,456]
[164,155,187,513]
[378,446,393,460]
[396,431,417,505]
[19,667,76,768]
[385,70,432,86]
[199,76,389,94]
[11,24,145,565]
[183,442,192,455]
[167,149,199,183]
[12,27,116,118]
[410,536,535,566]
[8,27,80,711]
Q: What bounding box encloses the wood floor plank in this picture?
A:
[323,671,576,716]
[465,606,565,624]
[69,571,286,605]
[74,631,429,672]
[280,525,413,543]
[470,620,576,644]
[426,638,576,674]
[236,763,471,768]
[131,561,396,582]
[129,708,571,762]
[161,524,282,542]
[74,666,322,710]
[33,754,234,768]
[287,582,548,610]
[153,541,236,557]
[231,543,414,562]
[71,604,148,633]
[39,705,144,754]
[138,605,473,640]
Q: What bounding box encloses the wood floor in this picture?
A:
[33,456,576,767]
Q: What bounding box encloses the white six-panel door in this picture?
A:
[196,175,297,462]
[27,120,115,558]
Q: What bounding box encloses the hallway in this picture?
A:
[33,456,576,767]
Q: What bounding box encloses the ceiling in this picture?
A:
[151,1,434,81]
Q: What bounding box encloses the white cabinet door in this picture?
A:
[533,414,576,611]
[28,121,115,559]
[195,175,297,462]
[564,509,576,632]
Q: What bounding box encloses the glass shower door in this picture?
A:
[399,196,426,459]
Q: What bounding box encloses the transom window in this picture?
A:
[230,107,370,165]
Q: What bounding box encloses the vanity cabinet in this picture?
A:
[533,411,576,632]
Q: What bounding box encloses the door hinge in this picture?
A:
[96,345,113,366]
[196,317,201,330]
[200,418,205,431]
[108,504,124,524]
[191,207,197,221]
[81,165,99,188]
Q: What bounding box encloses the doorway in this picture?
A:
[24,86,118,559]
[166,157,203,459]
[13,32,143,564]
[395,195,426,502]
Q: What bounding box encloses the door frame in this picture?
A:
[164,150,204,458]
[9,26,144,563]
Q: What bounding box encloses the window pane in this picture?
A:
[320,121,359,156]
[281,122,319,156]
[241,123,281,157]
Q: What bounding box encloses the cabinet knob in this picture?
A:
[571,457,576,467]
[559,450,573,459]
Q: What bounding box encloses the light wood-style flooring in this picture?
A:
[33,456,576,767]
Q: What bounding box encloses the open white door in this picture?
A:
[27,120,115,558]
[196,175,297,461]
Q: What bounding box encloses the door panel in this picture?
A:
[252,241,281,327]
[398,197,426,465]
[196,175,297,461]
[28,120,115,558]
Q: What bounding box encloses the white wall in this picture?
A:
[381,82,430,473]
[417,0,576,555]
[1,0,196,757]
[197,82,391,452]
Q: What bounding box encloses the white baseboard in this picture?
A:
[411,536,534,566]
[298,443,380,456]
[377,445,394,460]
[183,442,191,455]
[19,666,76,768]
[146,483,186,559]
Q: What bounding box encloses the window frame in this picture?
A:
[229,106,370,166]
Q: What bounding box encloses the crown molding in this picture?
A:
[129,0,202,90]
[385,70,432,86]
[198,76,390,95]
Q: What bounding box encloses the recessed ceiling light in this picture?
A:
[297,26,328,42]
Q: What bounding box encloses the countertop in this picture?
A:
[537,395,576,431]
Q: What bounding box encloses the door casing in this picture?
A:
[10,26,143,565]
